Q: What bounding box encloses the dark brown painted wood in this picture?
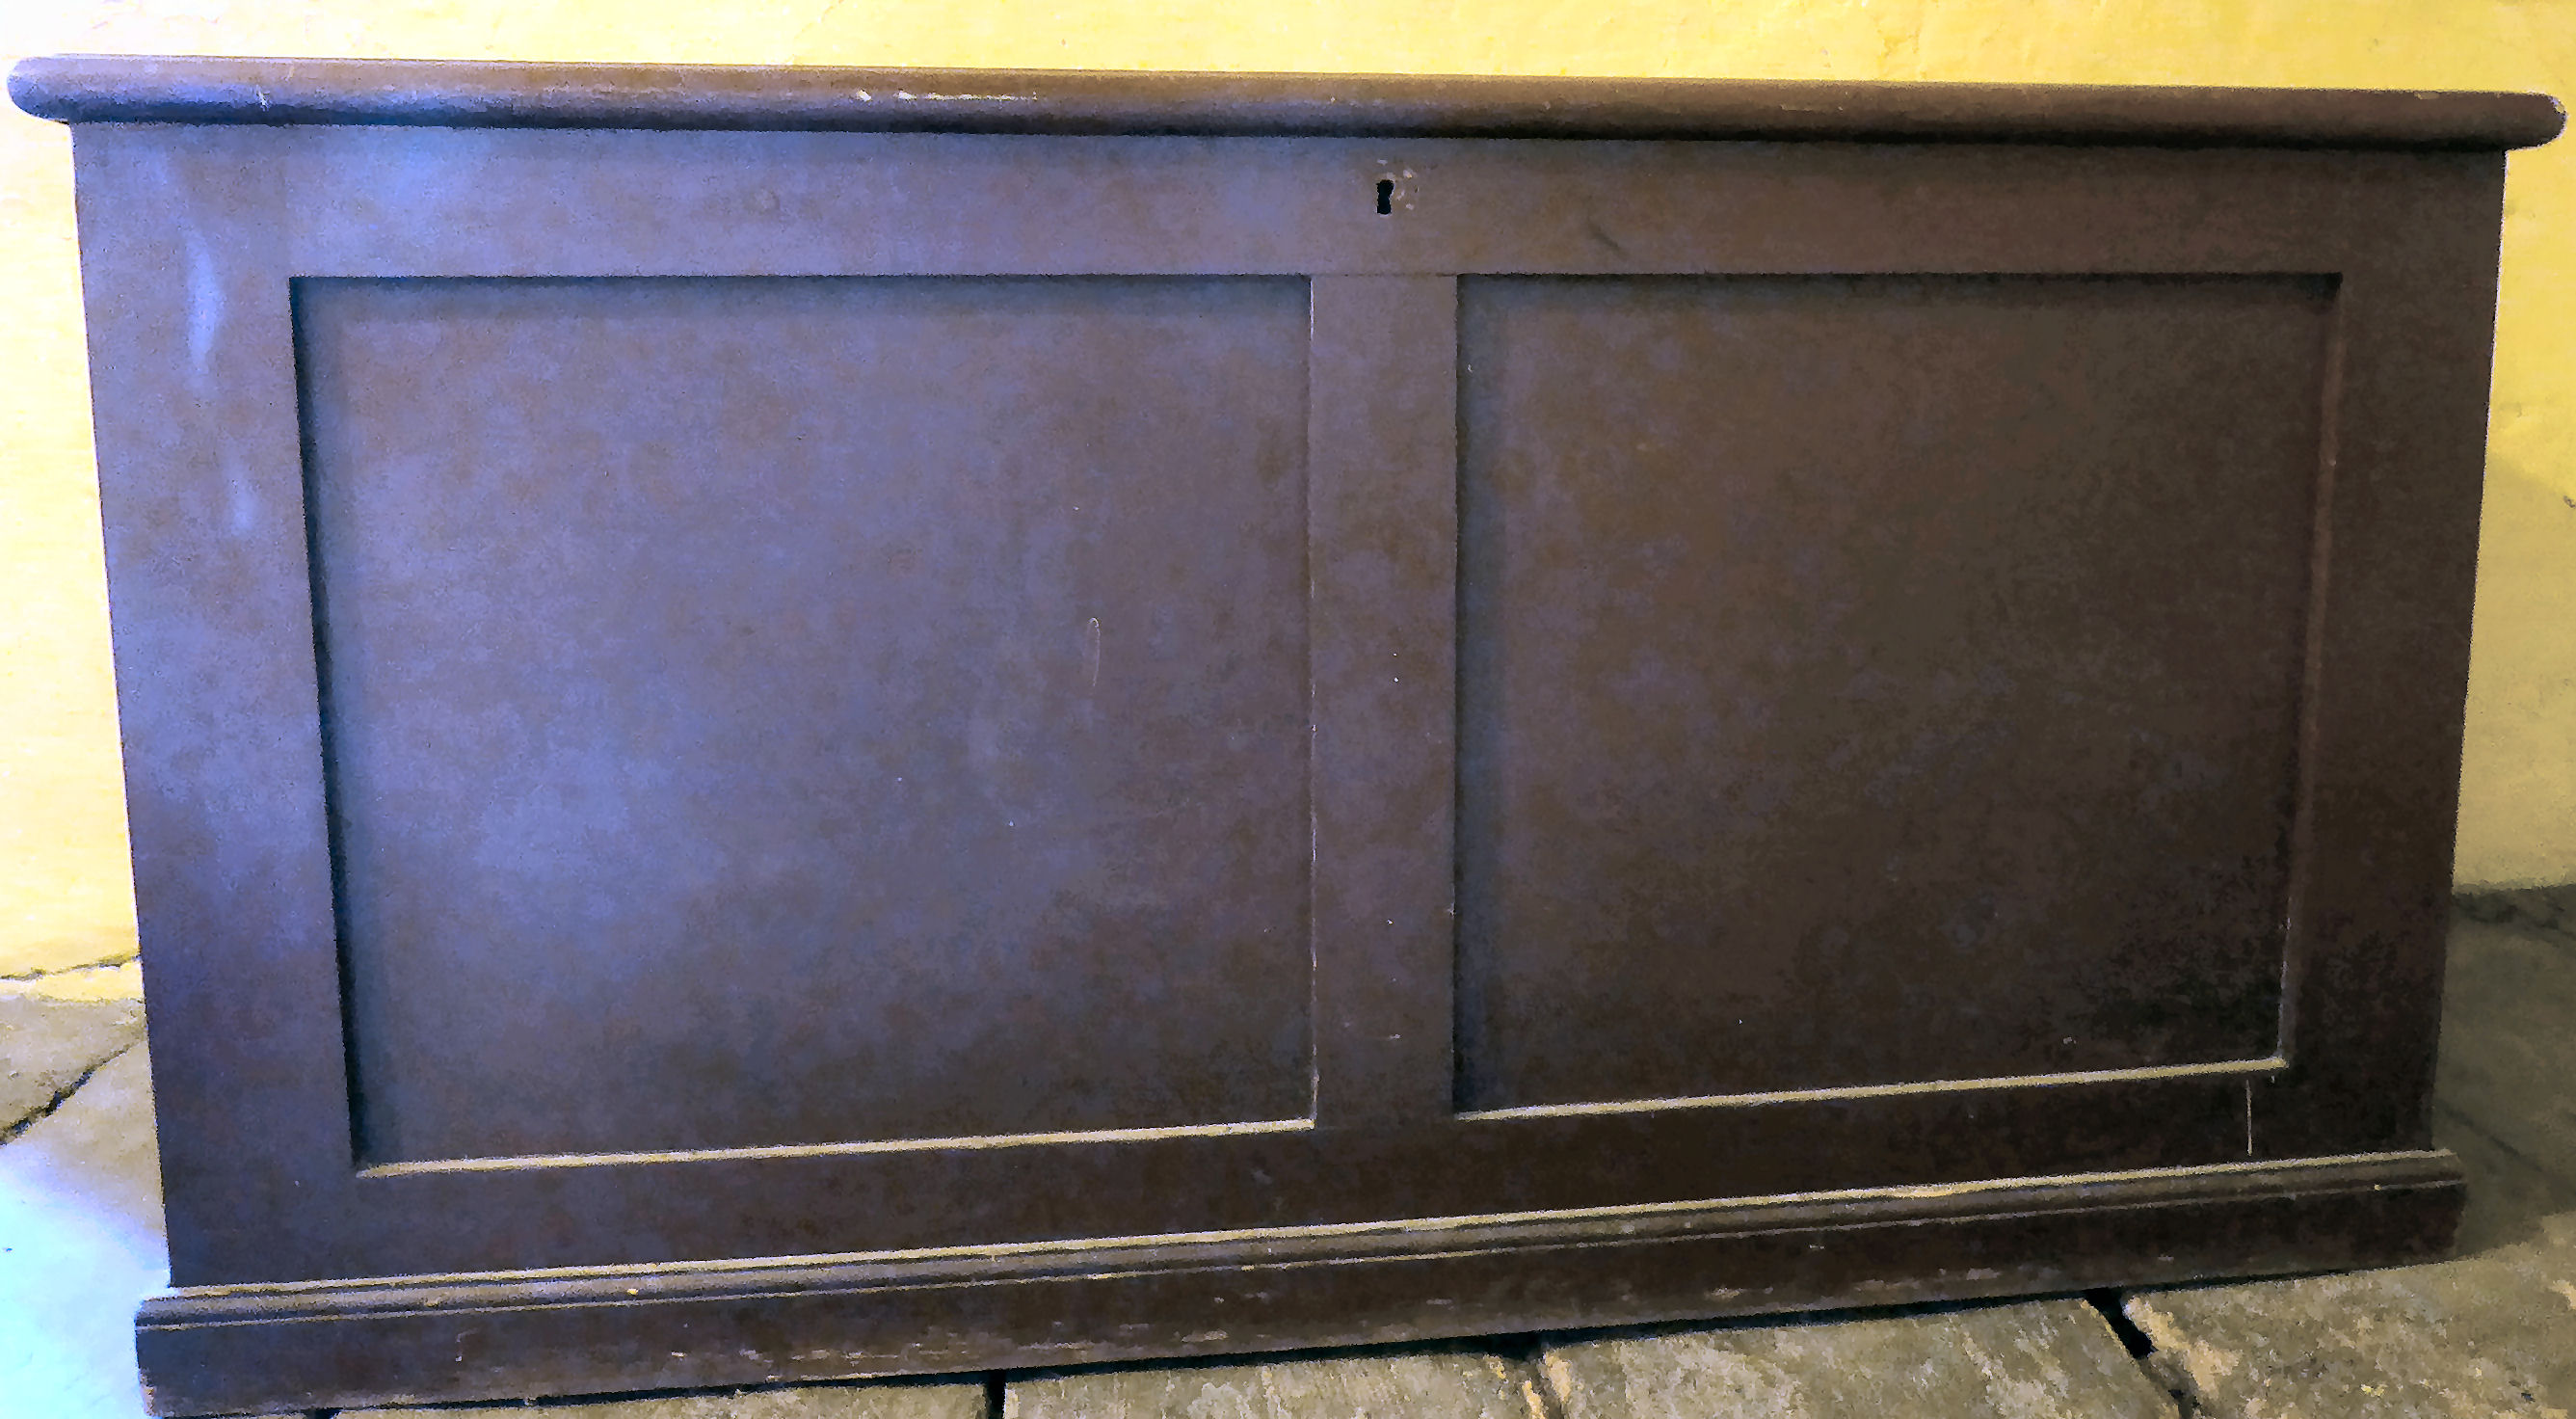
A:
[67,121,361,1299]
[136,1152,2461,1417]
[1453,272,2326,1111]
[19,57,2544,1415]
[2252,153,2513,1162]
[1309,276,1459,1131]
[10,54,2564,147]
[300,274,1315,1162]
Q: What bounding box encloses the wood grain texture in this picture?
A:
[1539,1300,2176,1419]
[1007,1351,1543,1419]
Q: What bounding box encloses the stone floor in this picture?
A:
[5,898,2571,1418]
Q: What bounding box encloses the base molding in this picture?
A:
[138,1150,2463,1416]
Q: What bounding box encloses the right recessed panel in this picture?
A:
[1454,274,2331,1111]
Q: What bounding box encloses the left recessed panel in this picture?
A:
[294,277,1315,1165]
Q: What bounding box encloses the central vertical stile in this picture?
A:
[1306,276,1463,1132]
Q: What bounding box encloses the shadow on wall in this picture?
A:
[2439,884,2576,1258]
[2456,459,2576,890]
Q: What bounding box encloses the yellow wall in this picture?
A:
[4,1,2572,998]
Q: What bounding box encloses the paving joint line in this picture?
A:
[0,950,139,982]
[1486,1334,1568,1419]
[0,1036,141,1146]
[2086,1290,2197,1418]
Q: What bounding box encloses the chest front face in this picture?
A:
[72,115,2502,1412]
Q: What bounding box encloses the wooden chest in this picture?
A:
[12,54,2563,1416]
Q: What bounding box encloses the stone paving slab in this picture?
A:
[2440,1101,2576,1259]
[0,993,146,1137]
[344,1376,988,1417]
[1537,1299,2176,1419]
[1005,1349,1544,1419]
[2125,1237,2576,1419]
[0,1046,165,1419]
[2119,914,2576,1418]
[2434,920,2576,1181]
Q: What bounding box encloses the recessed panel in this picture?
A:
[300,276,1314,1162]
[1456,275,2329,1111]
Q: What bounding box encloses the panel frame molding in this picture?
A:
[75,121,2497,1304]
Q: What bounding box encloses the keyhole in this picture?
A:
[1375,178,1394,215]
